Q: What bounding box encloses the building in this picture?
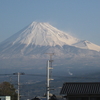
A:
[0,96,11,100]
[60,82,100,100]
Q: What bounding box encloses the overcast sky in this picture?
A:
[0,0,100,45]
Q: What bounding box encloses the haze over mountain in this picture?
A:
[0,22,100,74]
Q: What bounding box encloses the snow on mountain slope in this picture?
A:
[3,22,79,47]
[1,21,100,72]
[73,40,100,52]
[1,21,100,56]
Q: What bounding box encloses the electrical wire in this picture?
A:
[0,74,98,79]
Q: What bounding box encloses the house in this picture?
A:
[60,82,100,100]
[0,96,11,100]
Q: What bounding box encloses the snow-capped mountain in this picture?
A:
[0,21,100,74]
[1,21,100,56]
[2,22,79,46]
[0,22,81,57]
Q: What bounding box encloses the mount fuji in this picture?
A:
[0,22,100,74]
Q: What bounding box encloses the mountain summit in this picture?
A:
[3,22,79,47]
[0,21,100,57]
[1,21,100,55]
[0,21,100,74]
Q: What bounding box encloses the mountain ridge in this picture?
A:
[0,21,100,58]
[0,21,100,74]
[1,22,79,47]
[73,40,100,52]
[1,22,100,52]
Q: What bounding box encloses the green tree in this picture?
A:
[0,82,17,100]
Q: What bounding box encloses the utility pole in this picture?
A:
[46,53,54,100]
[13,72,25,100]
[47,60,50,100]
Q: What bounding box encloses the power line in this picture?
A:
[0,74,98,79]
[0,74,12,76]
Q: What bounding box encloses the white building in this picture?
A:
[0,96,11,100]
